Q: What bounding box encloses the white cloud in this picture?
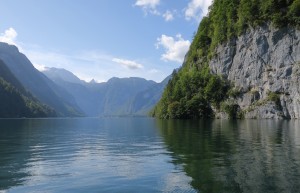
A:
[134,0,178,21]
[112,58,144,70]
[185,0,212,21]
[163,10,174,21]
[0,27,18,46]
[156,34,190,63]
[135,0,160,9]
[135,0,161,15]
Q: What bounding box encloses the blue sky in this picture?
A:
[0,0,212,82]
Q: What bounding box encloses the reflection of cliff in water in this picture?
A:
[156,119,300,193]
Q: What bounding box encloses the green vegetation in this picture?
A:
[0,78,56,118]
[156,119,242,192]
[220,100,242,119]
[241,91,282,114]
[190,0,299,64]
[267,91,282,108]
[0,59,56,118]
[227,87,241,98]
[151,66,230,119]
[152,0,299,119]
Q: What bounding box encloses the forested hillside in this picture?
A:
[0,60,56,118]
[0,42,83,117]
[152,0,300,119]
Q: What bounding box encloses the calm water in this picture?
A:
[0,118,300,193]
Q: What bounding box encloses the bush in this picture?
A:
[267,91,281,109]
[228,87,241,98]
[288,0,300,27]
[221,100,241,119]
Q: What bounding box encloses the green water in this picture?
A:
[0,118,300,193]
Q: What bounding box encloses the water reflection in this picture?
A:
[0,119,42,190]
[0,118,195,193]
[156,119,300,193]
[1,118,300,193]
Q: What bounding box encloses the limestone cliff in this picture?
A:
[210,24,300,119]
[153,0,300,119]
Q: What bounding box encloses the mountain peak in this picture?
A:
[0,42,20,54]
[89,79,97,84]
[43,67,84,84]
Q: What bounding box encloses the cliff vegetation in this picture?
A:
[152,0,300,119]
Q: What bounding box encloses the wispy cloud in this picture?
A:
[156,34,190,63]
[25,48,120,82]
[112,58,144,70]
[134,0,161,15]
[0,28,167,82]
[163,10,174,21]
[26,48,163,82]
[149,68,160,74]
[185,0,212,22]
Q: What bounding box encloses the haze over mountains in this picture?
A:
[0,43,83,117]
[43,67,170,116]
[0,42,169,118]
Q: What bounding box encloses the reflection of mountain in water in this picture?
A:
[0,118,194,192]
[0,120,44,190]
[156,119,300,193]
[0,119,96,190]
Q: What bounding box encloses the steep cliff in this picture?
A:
[153,0,300,119]
[211,24,300,119]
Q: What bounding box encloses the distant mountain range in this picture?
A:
[0,42,169,117]
[43,67,170,116]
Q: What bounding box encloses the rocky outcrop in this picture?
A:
[210,24,300,119]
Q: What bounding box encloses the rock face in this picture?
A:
[210,24,300,119]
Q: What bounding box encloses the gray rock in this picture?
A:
[244,102,284,119]
[209,24,300,119]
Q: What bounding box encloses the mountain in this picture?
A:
[43,67,169,116]
[129,75,171,115]
[42,67,85,85]
[41,67,99,115]
[0,43,83,116]
[152,0,300,119]
[0,59,56,118]
[100,77,157,116]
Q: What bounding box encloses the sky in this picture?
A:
[0,0,212,83]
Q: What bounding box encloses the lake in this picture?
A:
[0,118,300,193]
